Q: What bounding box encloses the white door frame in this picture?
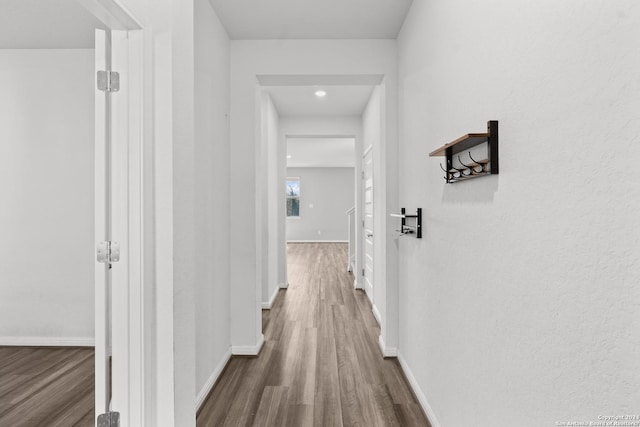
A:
[280,132,361,288]
[257,74,398,360]
[85,1,145,426]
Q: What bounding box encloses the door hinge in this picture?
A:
[361,171,365,179]
[97,241,120,265]
[97,70,120,92]
[97,411,120,427]
[362,220,365,228]
[362,268,365,276]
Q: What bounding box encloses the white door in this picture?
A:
[95,30,138,426]
[94,28,112,423]
[95,27,137,426]
[363,145,374,299]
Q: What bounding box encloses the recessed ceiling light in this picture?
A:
[287,155,292,159]
[315,90,327,98]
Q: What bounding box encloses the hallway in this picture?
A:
[197,243,430,426]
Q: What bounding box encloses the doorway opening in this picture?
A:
[285,135,357,298]
[256,74,396,362]
[0,1,143,425]
[0,2,104,425]
[285,136,356,242]
[255,78,383,318]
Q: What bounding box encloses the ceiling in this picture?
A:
[287,138,355,168]
[0,0,414,47]
[266,85,374,116]
[0,0,105,49]
[208,0,414,39]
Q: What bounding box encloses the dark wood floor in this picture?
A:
[0,346,94,427]
[197,242,431,427]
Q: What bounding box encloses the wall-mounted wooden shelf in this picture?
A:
[429,133,489,157]
[429,121,498,183]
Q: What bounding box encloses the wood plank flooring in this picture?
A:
[0,346,94,427]
[197,243,431,427]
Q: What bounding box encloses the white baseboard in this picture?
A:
[378,335,397,358]
[196,348,232,411]
[279,282,288,289]
[354,278,362,290]
[231,334,265,356]
[372,304,382,326]
[286,240,348,243]
[261,287,280,309]
[397,351,442,427]
[364,284,373,304]
[0,337,94,347]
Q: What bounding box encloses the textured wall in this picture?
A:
[194,0,231,404]
[261,93,280,305]
[397,1,640,426]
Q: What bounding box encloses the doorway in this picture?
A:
[0,3,104,425]
[285,136,356,243]
[0,1,143,425]
[256,76,396,360]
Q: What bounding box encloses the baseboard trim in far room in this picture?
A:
[0,337,94,347]
[196,348,232,412]
[261,287,280,309]
[231,334,265,356]
[397,351,442,427]
[287,240,348,243]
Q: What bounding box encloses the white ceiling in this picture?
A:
[0,0,105,49]
[208,0,414,39]
[287,138,355,168]
[266,85,374,116]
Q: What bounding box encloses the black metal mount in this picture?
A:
[391,207,422,239]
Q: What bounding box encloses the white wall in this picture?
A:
[230,40,398,351]
[286,167,355,242]
[194,0,231,408]
[360,83,399,355]
[267,96,281,296]
[397,2,640,426]
[0,49,94,345]
[259,93,281,307]
[171,0,197,422]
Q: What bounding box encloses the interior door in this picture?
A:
[94,28,113,423]
[95,27,134,426]
[363,145,374,299]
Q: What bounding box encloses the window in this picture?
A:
[286,178,300,217]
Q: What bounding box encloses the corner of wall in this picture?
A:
[261,286,280,309]
[377,335,397,358]
[231,334,265,356]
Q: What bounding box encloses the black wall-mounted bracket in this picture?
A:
[391,207,422,238]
